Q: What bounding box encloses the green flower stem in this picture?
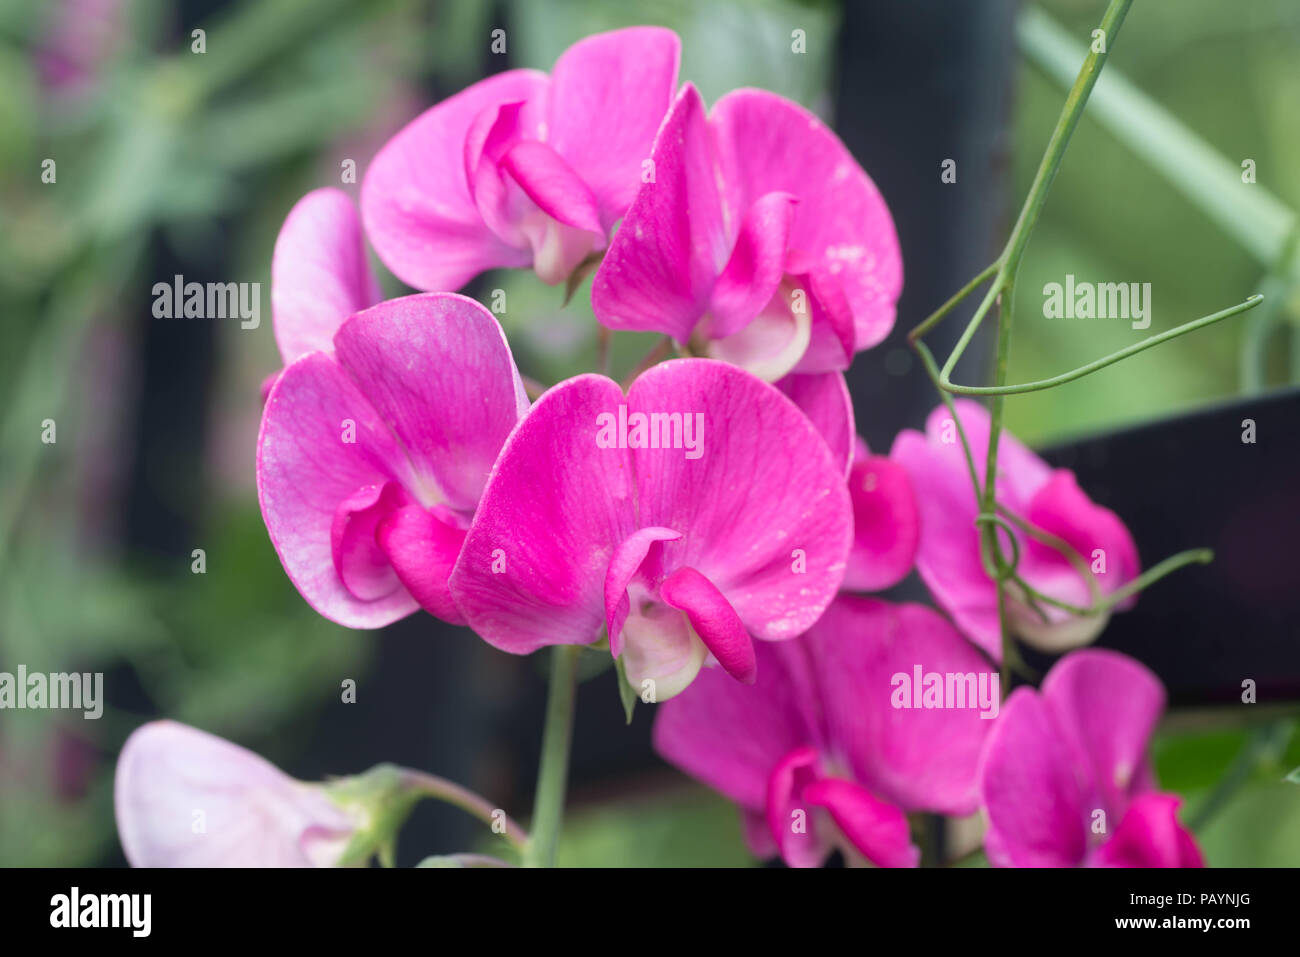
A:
[523,644,581,868]
[397,768,530,851]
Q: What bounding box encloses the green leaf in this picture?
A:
[614,655,637,725]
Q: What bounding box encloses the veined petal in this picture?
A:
[774,372,855,478]
[591,85,727,342]
[628,359,852,641]
[547,26,681,228]
[711,89,902,353]
[271,188,382,365]
[361,69,548,291]
[257,353,419,629]
[450,375,637,654]
[708,191,798,337]
[332,293,527,513]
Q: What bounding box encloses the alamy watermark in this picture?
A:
[890,665,999,719]
[1042,274,1151,330]
[596,405,704,459]
[0,666,103,719]
[152,274,261,329]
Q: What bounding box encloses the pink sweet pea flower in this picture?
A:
[655,597,997,867]
[362,27,681,289]
[978,649,1204,868]
[891,400,1140,659]
[591,84,901,382]
[449,358,852,699]
[115,721,361,867]
[257,292,528,628]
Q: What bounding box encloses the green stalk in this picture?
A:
[523,645,581,868]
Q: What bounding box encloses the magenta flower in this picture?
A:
[362,27,681,289]
[655,597,996,867]
[891,400,1140,658]
[449,358,851,698]
[591,84,901,382]
[115,721,360,867]
[979,649,1204,868]
[257,292,528,628]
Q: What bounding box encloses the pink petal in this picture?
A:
[660,565,756,683]
[978,688,1089,867]
[711,89,902,352]
[546,26,681,228]
[449,375,637,654]
[807,597,995,815]
[890,426,1001,658]
[773,372,855,478]
[377,504,469,626]
[332,293,527,513]
[1090,793,1204,868]
[803,777,919,868]
[271,188,382,365]
[708,191,798,337]
[604,525,682,657]
[932,400,1051,508]
[330,482,409,603]
[1023,469,1140,609]
[842,453,919,592]
[1040,649,1165,818]
[257,353,420,628]
[361,69,547,291]
[653,640,818,811]
[590,85,727,342]
[765,745,832,868]
[115,721,357,868]
[628,359,852,641]
[501,140,604,236]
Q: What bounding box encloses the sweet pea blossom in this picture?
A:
[257,292,528,628]
[115,721,360,867]
[449,358,852,699]
[891,400,1140,658]
[362,27,680,289]
[591,84,902,382]
[979,649,1204,868]
[655,597,996,867]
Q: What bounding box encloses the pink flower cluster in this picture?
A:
[116,27,1201,869]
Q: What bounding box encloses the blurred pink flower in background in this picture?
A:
[115,721,359,867]
[656,597,995,867]
[36,0,125,95]
[978,649,1203,868]
[892,400,1140,658]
